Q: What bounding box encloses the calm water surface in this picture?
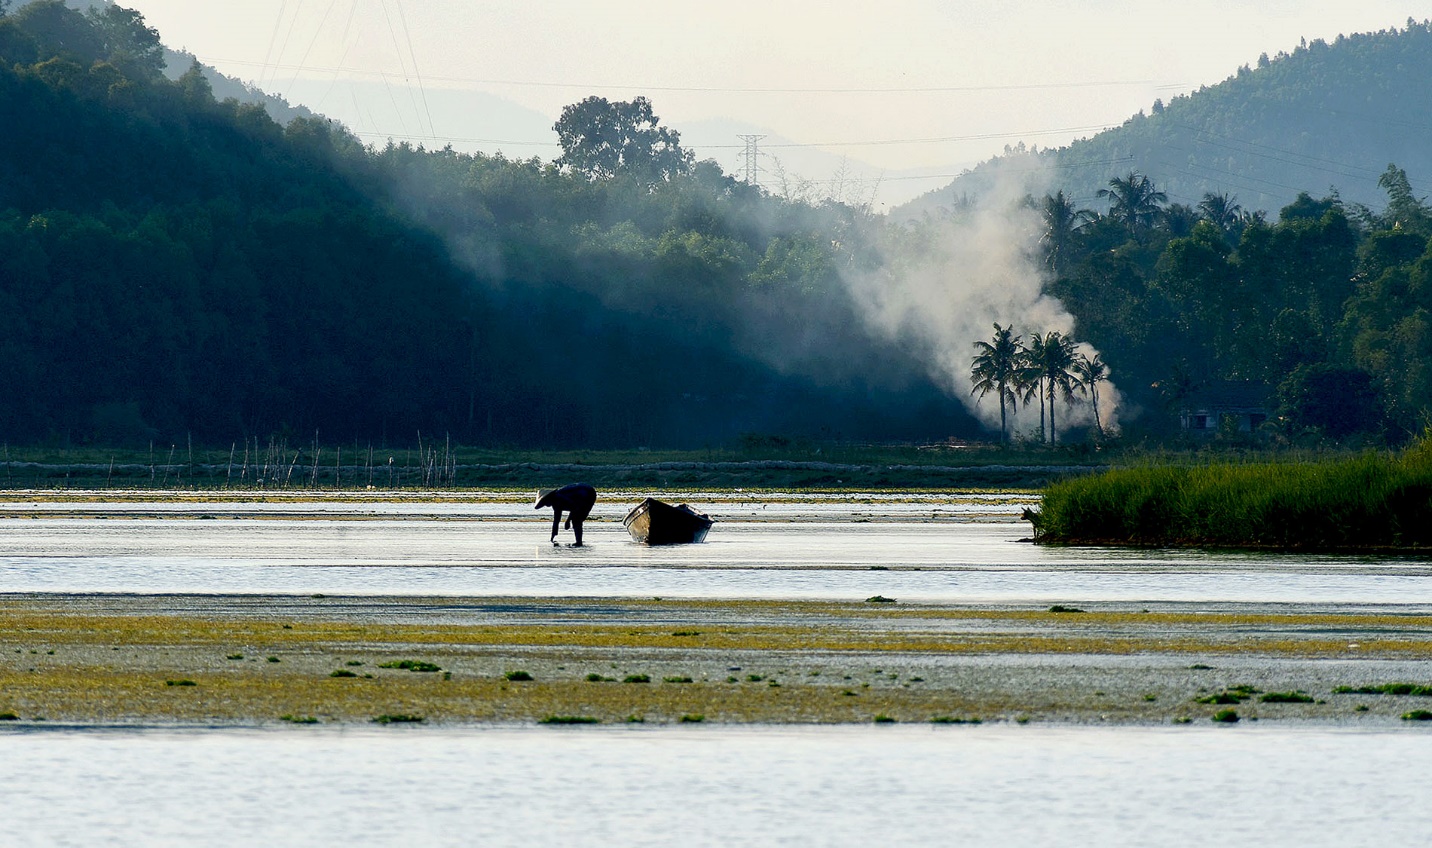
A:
[4,495,1432,846]
[0,499,1429,602]
[2,725,1428,847]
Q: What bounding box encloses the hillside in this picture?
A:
[902,21,1432,217]
[0,2,977,448]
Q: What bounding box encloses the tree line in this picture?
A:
[970,325,1108,445]
[0,3,972,448]
[4,1,1432,450]
[1032,165,1432,444]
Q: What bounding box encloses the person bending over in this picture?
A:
[534,483,597,546]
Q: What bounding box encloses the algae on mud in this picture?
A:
[4,595,1432,726]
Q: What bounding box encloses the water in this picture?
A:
[2,503,1430,603]
[5,493,1432,846]
[2,725,1428,847]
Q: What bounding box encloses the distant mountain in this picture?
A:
[899,20,1432,217]
[163,48,316,124]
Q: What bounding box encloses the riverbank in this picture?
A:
[5,594,1432,726]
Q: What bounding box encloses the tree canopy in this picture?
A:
[553,95,693,185]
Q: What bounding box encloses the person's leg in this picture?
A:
[550,509,563,542]
[572,518,584,547]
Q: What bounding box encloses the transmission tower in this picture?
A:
[737,134,766,186]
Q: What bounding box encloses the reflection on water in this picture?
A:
[1,512,1430,602]
[2,725,1428,847]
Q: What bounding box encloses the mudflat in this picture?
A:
[4,593,1432,726]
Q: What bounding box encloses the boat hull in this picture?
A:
[622,498,714,545]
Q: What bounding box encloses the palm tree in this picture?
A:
[970,323,1023,444]
[1039,191,1093,277]
[1197,192,1242,231]
[1097,172,1167,234]
[1029,331,1079,444]
[1017,332,1048,443]
[1073,351,1110,437]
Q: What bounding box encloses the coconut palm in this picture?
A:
[970,323,1023,444]
[1017,332,1048,443]
[1039,191,1093,277]
[1097,172,1167,235]
[1073,351,1110,438]
[1197,192,1243,232]
[1029,331,1080,444]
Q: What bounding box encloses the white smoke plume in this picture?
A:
[843,161,1121,440]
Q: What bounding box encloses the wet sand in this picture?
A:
[5,593,1432,726]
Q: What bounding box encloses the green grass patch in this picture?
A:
[873,714,897,723]
[329,670,359,678]
[379,660,442,673]
[865,596,896,604]
[1333,683,1432,696]
[280,714,318,724]
[679,714,705,723]
[1035,441,1432,550]
[0,712,18,720]
[503,670,534,681]
[623,674,651,684]
[165,679,197,686]
[1260,691,1315,703]
[663,676,694,684]
[1211,709,1240,723]
[1048,605,1085,613]
[225,653,244,660]
[930,716,981,724]
[1195,692,1246,704]
[539,715,601,725]
[372,714,424,724]
[586,673,614,682]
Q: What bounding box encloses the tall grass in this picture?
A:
[1036,440,1432,550]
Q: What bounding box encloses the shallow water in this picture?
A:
[2,725,1428,847]
[5,495,1432,846]
[1,505,1430,603]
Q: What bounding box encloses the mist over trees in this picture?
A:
[1035,167,1432,444]
[3,3,1432,450]
[0,3,972,447]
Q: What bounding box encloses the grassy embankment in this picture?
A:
[0,442,1104,491]
[1034,440,1432,551]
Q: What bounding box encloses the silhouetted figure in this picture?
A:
[534,483,597,546]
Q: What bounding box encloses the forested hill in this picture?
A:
[902,20,1432,216]
[0,2,973,448]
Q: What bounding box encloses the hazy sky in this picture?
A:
[123,1,1427,204]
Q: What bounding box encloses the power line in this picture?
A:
[379,0,425,138]
[198,57,1177,95]
[283,0,338,100]
[394,0,435,139]
[344,122,1117,150]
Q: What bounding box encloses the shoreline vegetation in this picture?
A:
[0,441,1410,493]
[1031,439,1432,552]
[0,442,1108,491]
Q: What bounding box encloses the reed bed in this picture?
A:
[1036,440,1432,550]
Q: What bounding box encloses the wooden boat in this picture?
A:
[623,498,714,545]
